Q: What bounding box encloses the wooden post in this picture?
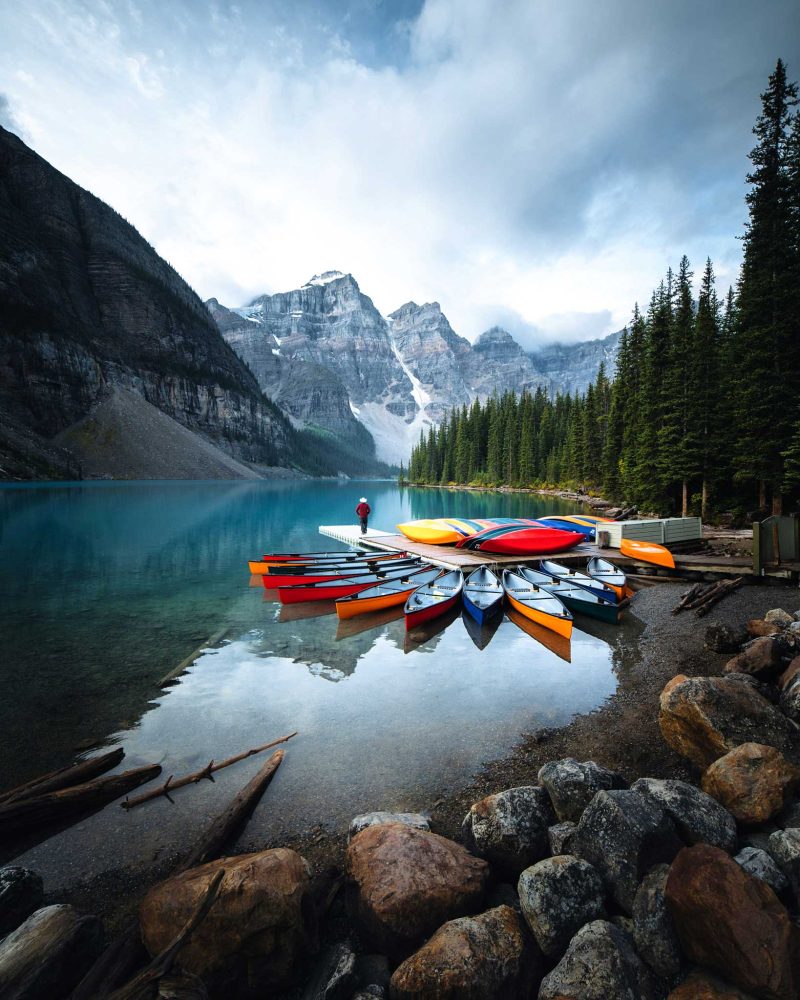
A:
[773,522,782,566]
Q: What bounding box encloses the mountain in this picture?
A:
[211,279,621,464]
[0,126,365,480]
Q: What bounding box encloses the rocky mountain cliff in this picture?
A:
[0,126,319,480]
[211,277,621,464]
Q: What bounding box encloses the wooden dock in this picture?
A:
[318,524,763,580]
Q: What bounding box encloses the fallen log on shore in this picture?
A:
[0,764,162,838]
[121,733,296,811]
[0,748,125,806]
[71,749,286,999]
[694,577,744,617]
[672,583,705,614]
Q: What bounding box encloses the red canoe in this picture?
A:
[404,569,464,631]
[462,525,585,555]
[278,565,426,604]
[264,557,419,588]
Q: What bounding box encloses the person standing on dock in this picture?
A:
[356,496,371,535]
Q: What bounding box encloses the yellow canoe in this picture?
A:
[396,519,467,545]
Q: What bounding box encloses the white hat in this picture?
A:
[359,497,368,503]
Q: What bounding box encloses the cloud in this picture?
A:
[0,93,21,134]
[0,0,798,344]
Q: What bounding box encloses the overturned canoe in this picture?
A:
[619,538,675,568]
[460,524,585,555]
[463,566,504,625]
[501,569,573,640]
[404,569,464,630]
[516,566,623,625]
[539,559,620,604]
[335,566,440,619]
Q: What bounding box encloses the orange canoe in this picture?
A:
[619,539,675,568]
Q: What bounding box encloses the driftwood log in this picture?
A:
[121,733,296,810]
[106,870,225,1000]
[71,749,286,999]
[694,577,744,617]
[672,583,705,614]
[0,748,125,805]
[0,765,161,837]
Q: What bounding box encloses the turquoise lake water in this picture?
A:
[0,480,641,888]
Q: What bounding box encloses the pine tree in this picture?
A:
[692,259,723,519]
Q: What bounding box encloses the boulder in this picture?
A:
[461,786,554,874]
[723,637,782,676]
[349,812,430,842]
[631,777,737,852]
[347,823,489,959]
[734,846,791,901]
[779,675,800,722]
[517,855,605,957]
[765,608,794,628]
[667,970,757,998]
[705,621,746,652]
[0,868,43,939]
[538,920,660,1000]
[746,619,782,638]
[572,789,683,912]
[658,673,799,768]
[301,940,357,1000]
[776,798,800,828]
[778,657,800,690]
[140,848,310,988]
[0,904,103,999]
[700,743,800,825]
[768,827,800,900]
[388,905,539,999]
[632,864,682,984]
[537,758,627,823]
[547,821,577,855]
[354,990,385,1000]
[665,843,800,999]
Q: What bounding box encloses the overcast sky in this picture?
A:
[1,0,799,347]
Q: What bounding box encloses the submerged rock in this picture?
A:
[538,920,660,1000]
[658,673,799,768]
[0,867,43,939]
[347,823,489,959]
[388,905,540,999]
[517,855,605,957]
[665,843,800,999]
[572,789,683,912]
[349,813,430,842]
[631,777,737,852]
[140,849,311,989]
[537,758,627,823]
[461,786,554,874]
[700,743,800,825]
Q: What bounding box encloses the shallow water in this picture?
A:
[0,480,640,888]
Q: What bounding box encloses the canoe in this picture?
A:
[462,525,585,555]
[619,538,675,568]
[586,557,633,601]
[506,607,572,662]
[462,566,504,625]
[396,517,537,546]
[539,559,620,604]
[264,556,420,588]
[250,551,402,574]
[536,515,598,540]
[278,563,424,604]
[253,548,367,566]
[335,605,405,640]
[501,569,573,639]
[335,566,440,619]
[404,569,464,630]
[516,566,623,625]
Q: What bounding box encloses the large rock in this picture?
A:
[724,637,783,676]
[388,905,539,1000]
[705,621,746,652]
[301,941,357,1000]
[347,823,489,958]
[746,619,782,638]
[461,786,555,874]
[779,674,800,722]
[779,656,800,689]
[665,843,800,999]
[537,758,627,823]
[631,777,737,852]
[349,813,430,842]
[572,789,683,912]
[547,821,577,855]
[517,855,605,957]
[765,608,795,628]
[0,868,43,939]
[140,849,311,988]
[538,920,660,1000]
[0,904,103,999]
[734,846,791,901]
[768,827,800,900]
[658,673,799,768]
[668,970,757,998]
[700,743,800,825]
[632,864,682,984]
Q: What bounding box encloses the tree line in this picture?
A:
[405,59,800,519]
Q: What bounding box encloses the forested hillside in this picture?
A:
[408,60,800,519]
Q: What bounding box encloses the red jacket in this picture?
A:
[356,502,371,517]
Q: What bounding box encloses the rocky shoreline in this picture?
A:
[2,584,800,998]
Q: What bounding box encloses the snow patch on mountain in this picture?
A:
[357,401,432,466]
[303,271,346,287]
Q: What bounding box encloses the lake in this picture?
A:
[0,479,640,889]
